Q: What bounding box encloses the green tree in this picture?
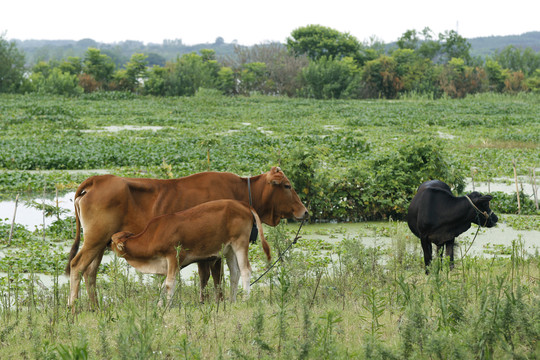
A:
[494,45,540,76]
[525,69,540,93]
[0,34,26,93]
[164,50,220,96]
[32,61,52,78]
[397,30,420,51]
[484,59,506,92]
[397,28,441,61]
[238,62,271,95]
[392,49,440,95]
[143,65,167,96]
[299,56,361,99]
[114,53,148,92]
[439,30,471,64]
[31,68,83,96]
[59,57,83,76]
[287,25,364,63]
[217,66,236,95]
[439,58,487,98]
[362,55,402,98]
[83,48,115,87]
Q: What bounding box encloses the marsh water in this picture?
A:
[1,178,539,289]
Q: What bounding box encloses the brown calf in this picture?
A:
[110,199,270,304]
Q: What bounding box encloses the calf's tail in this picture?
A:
[250,208,271,262]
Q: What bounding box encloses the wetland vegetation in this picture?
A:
[0,92,539,358]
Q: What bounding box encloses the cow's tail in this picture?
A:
[64,177,93,275]
[250,208,271,263]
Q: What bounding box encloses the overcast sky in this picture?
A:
[2,0,539,45]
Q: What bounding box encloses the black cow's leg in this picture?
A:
[446,239,455,269]
[437,245,444,260]
[421,238,433,274]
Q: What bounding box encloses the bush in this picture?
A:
[362,55,402,99]
[282,137,464,221]
[439,58,487,98]
[31,68,83,96]
[490,191,539,215]
[299,56,361,99]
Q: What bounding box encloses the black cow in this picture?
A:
[407,180,498,272]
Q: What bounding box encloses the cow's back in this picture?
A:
[77,172,242,236]
[407,180,453,238]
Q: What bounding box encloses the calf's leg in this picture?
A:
[225,250,240,302]
[232,243,252,300]
[161,254,180,307]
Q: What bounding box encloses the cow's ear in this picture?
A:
[479,195,493,203]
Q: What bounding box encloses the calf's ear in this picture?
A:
[112,231,134,242]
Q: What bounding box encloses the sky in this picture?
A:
[2,0,539,46]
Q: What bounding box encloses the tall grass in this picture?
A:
[1,221,539,359]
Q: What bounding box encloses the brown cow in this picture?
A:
[110,200,270,305]
[66,167,308,308]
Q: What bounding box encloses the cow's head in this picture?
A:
[258,167,309,226]
[468,192,498,227]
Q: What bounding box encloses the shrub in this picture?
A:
[32,68,83,96]
[490,191,539,215]
[299,56,361,99]
[362,55,402,99]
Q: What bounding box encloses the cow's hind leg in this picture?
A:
[197,261,211,303]
[68,244,105,311]
[83,247,106,309]
[445,239,455,270]
[421,238,433,274]
[210,258,224,302]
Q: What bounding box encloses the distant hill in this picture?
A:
[13,38,242,67]
[468,31,540,57]
[12,31,540,67]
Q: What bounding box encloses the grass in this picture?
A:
[1,92,539,358]
[1,221,539,359]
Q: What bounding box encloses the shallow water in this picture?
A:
[464,176,538,197]
[285,222,540,258]
[0,192,75,230]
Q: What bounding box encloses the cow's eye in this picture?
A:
[284,184,292,189]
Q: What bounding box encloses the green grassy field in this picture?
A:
[1,91,538,188]
[1,92,539,358]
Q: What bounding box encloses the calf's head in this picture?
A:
[111,231,135,252]
[467,192,498,228]
[260,167,309,226]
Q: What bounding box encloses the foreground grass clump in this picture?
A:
[1,224,539,359]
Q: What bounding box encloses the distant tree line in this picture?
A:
[1,25,539,98]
